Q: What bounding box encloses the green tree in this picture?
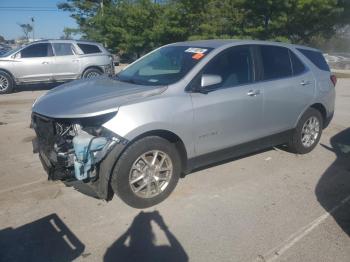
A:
[60,27,79,39]
[18,23,33,41]
[58,0,350,57]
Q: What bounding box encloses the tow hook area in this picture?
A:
[32,113,125,182]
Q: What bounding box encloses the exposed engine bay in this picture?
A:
[31,112,123,182]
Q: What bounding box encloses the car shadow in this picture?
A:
[0,213,85,262]
[104,211,188,262]
[15,82,65,92]
[316,128,350,236]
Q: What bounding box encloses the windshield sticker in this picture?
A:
[185,47,208,54]
[192,53,205,60]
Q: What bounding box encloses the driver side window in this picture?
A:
[202,45,254,90]
[20,43,52,58]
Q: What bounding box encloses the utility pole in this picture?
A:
[31,17,35,40]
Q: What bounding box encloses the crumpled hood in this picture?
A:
[32,76,167,118]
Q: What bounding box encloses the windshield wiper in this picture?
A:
[114,74,137,84]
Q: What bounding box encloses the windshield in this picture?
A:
[117,46,213,86]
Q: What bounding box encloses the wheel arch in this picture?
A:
[93,129,189,201]
[310,103,327,127]
[295,103,328,130]
[81,66,103,77]
[127,129,189,176]
[0,68,16,83]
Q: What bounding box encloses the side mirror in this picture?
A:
[12,52,21,59]
[201,74,222,88]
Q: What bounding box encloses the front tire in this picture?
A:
[0,71,14,94]
[287,108,323,154]
[111,136,181,208]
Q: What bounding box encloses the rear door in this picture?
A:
[14,43,54,83]
[52,42,81,81]
[190,45,264,156]
[257,45,315,136]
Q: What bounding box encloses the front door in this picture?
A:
[190,45,264,156]
[14,43,54,83]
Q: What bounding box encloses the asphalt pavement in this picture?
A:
[0,78,349,262]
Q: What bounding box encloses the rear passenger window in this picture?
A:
[53,43,74,56]
[289,50,306,75]
[297,48,330,71]
[260,45,292,80]
[77,44,101,54]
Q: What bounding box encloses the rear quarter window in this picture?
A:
[297,48,330,71]
[77,43,101,54]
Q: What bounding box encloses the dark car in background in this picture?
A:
[0,44,11,56]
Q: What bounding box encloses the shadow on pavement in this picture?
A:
[316,128,350,236]
[15,82,63,92]
[104,211,188,262]
[0,213,85,262]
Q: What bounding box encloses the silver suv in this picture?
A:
[0,39,114,94]
[31,40,336,208]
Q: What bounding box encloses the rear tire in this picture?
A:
[287,108,323,154]
[111,136,181,208]
[82,68,102,79]
[0,71,14,94]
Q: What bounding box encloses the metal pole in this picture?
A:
[31,17,35,40]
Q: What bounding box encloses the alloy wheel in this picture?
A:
[0,75,9,91]
[129,150,173,198]
[301,116,320,148]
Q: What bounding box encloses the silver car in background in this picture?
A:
[0,39,114,94]
[31,40,336,208]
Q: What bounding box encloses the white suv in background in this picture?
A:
[0,39,114,94]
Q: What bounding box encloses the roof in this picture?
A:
[29,39,102,45]
[169,39,319,52]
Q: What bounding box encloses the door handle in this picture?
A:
[42,61,49,64]
[72,59,79,63]
[300,80,311,86]
[247,90,260,97]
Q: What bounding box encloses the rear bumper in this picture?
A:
[102,63,115,76]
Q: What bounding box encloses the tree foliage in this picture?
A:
[18,23,33,40]
[58,0,350,56]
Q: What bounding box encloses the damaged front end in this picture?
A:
[31,112,127,199]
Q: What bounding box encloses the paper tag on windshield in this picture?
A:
[185,48,208,54]
[192,53,205,60]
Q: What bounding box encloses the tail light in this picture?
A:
[330,75,337,86]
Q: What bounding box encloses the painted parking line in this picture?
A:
[256,195,350,262]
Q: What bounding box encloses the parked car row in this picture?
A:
[324,53,350,70]
[0,39,115,94]
[0,43,12,56]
